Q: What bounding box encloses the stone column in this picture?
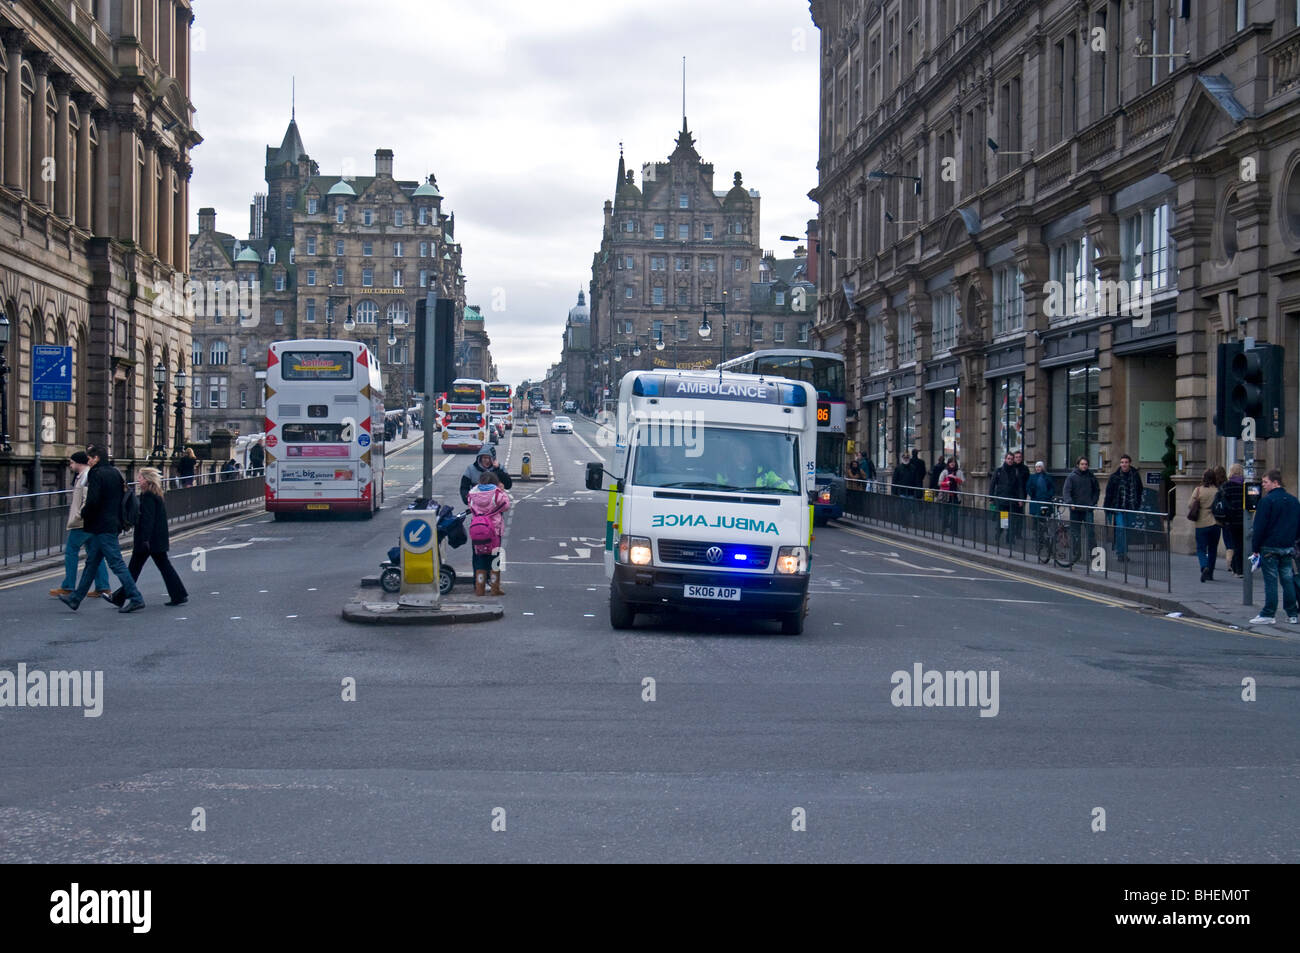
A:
[73,92,94,228]
[117,110,139,242]
[141,132,158,256]
[174,158,190,270]
[52,73,72,219]
[2,31,25,192]
[156,148,174,268]
[29,52,50,206]
[92,108,111,236]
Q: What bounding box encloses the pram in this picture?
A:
[379,500,471,594]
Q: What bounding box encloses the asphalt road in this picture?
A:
[1,416,1297,863]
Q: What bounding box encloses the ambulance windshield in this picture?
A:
[631,425,800,495]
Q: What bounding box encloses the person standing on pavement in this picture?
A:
[989,451,1026,545]
[460,444,514,505]
[248,439,265,476]
[907,451,927,498]
[109,467,189,608]
[51,451,110,599]
[1220,464,1246,576]
[176,447,197,487]
[59,446,145,613]
[1103,454,1144,562]
[1189,468,1222,583]
[467,470,511,596]
[1026,461,1055,544]
[1247,469,1300,625]
[938,457,964,534]
[891,451,912,498]
[1063,456,1100,559]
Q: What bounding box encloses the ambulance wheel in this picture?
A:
[779,598,807,636]
[380,567,402,594]
[609,588,636,629]
[439,565,455,595]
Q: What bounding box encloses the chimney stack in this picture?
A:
[198,207,216,233]
[375,149,394,178]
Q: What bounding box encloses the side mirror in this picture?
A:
[586,461,605,492]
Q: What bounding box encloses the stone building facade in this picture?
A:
[810,0,1300,551]
[1,0,199,494]
[585,120,762,407]
[188,118,467,439]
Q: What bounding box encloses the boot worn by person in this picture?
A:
[489,571,504,596]
[474,570,487,596]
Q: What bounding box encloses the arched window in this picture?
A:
[386,300,409,325]
[288,247,296,264]
[210,340,228,365]
[267,246,276,264]
[355,300,378,325]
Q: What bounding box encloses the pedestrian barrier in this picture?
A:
[0,474,266,569]
[840,482,1172,592]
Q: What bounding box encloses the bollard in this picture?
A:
[521,452,532,480]
[399,509,440,607]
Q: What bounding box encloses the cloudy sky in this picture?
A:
[189,0,821,384]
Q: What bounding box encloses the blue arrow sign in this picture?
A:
[33,346,73,403]
[404,519,432,548]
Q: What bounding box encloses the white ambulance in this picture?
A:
[586,369,817,634]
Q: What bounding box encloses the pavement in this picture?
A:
[0,414,1297,862]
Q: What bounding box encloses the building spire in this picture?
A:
[291,76,295,120]
[682,56,686,131]
[616,141,625,194]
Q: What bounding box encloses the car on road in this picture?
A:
[550,415,573,434]
[539,403,553,415]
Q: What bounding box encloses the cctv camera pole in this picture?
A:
[422,291,437,503]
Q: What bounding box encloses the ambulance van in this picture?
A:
[586,369,817,634]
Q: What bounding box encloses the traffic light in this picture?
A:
[414,298,456,394]
[1216,341,1284,438]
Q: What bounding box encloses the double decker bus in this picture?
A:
[717,348,847,524]
[440,378,488,452]
[263,339,385,518]
[487,381,513,431]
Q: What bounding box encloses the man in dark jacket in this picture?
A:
[1063,456,1100,560]
[248,440,265,475]
[1103,453,1144,562]
[989,452,1027,545]
[892,452,913,498]
[1248,469,1300,625]
[59,446,145,612]
[906,451,927,496]
[460,444,513,505]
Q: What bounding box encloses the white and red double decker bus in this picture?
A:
[487,381,513,431]
[440,378,488,452]
[263,339,386,518]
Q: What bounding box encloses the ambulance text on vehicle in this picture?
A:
[263,339,385,518]
[440,378,488,452]
[586,369,818,635]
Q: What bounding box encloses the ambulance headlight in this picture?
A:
[776,546,808,574]
[618,535,652,565]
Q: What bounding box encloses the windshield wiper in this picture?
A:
[734,485,797,493]
[656,481,731,490]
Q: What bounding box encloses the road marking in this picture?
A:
[883,556,955,573]
[572,429,605,463]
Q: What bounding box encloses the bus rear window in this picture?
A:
[280,351,353,381]
[283,423,347,443]
[448,411,482,424]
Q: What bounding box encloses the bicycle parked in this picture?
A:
[1035,498,1076,568]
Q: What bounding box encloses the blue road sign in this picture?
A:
[404,519,432,548]
[358,432,371,448]
[33,346,73,402]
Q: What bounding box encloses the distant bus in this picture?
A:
[718,348,847,523]
[440,378,488,452]
[487,381,513,431]
[263,339,385,518]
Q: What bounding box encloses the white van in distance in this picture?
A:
[587,369,817,634]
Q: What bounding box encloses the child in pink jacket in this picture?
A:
[467,470,511,595]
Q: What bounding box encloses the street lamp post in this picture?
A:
[698,290,728,365]
[325,284,335,340]
[0,310,11,454]
[151,360,168,458]
[172,368,187,458]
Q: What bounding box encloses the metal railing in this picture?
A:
[1,474,266,569]
[840,481,1171,592]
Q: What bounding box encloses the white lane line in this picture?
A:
[403,454,458,495]
[573,429,605,463]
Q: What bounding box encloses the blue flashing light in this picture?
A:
[632,375,662,397]
[734,553,748,561]
[778,383,808,407]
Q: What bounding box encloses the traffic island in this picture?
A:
[342,597,504,625]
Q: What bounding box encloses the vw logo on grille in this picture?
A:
[705,546,724,564]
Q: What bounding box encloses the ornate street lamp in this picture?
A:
[152,360,168,458]
[172,368,187,457]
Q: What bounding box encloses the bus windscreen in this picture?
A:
[451,383,483,402]
[280,351,354,381]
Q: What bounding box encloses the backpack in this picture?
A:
[468,495,504,544]
[1211,486,1228,522]
[119,479,140,530]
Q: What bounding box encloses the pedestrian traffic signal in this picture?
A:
[414,298,456,394]
[1215,341,1284,438]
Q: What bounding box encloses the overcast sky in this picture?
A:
[189,0,820,385]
